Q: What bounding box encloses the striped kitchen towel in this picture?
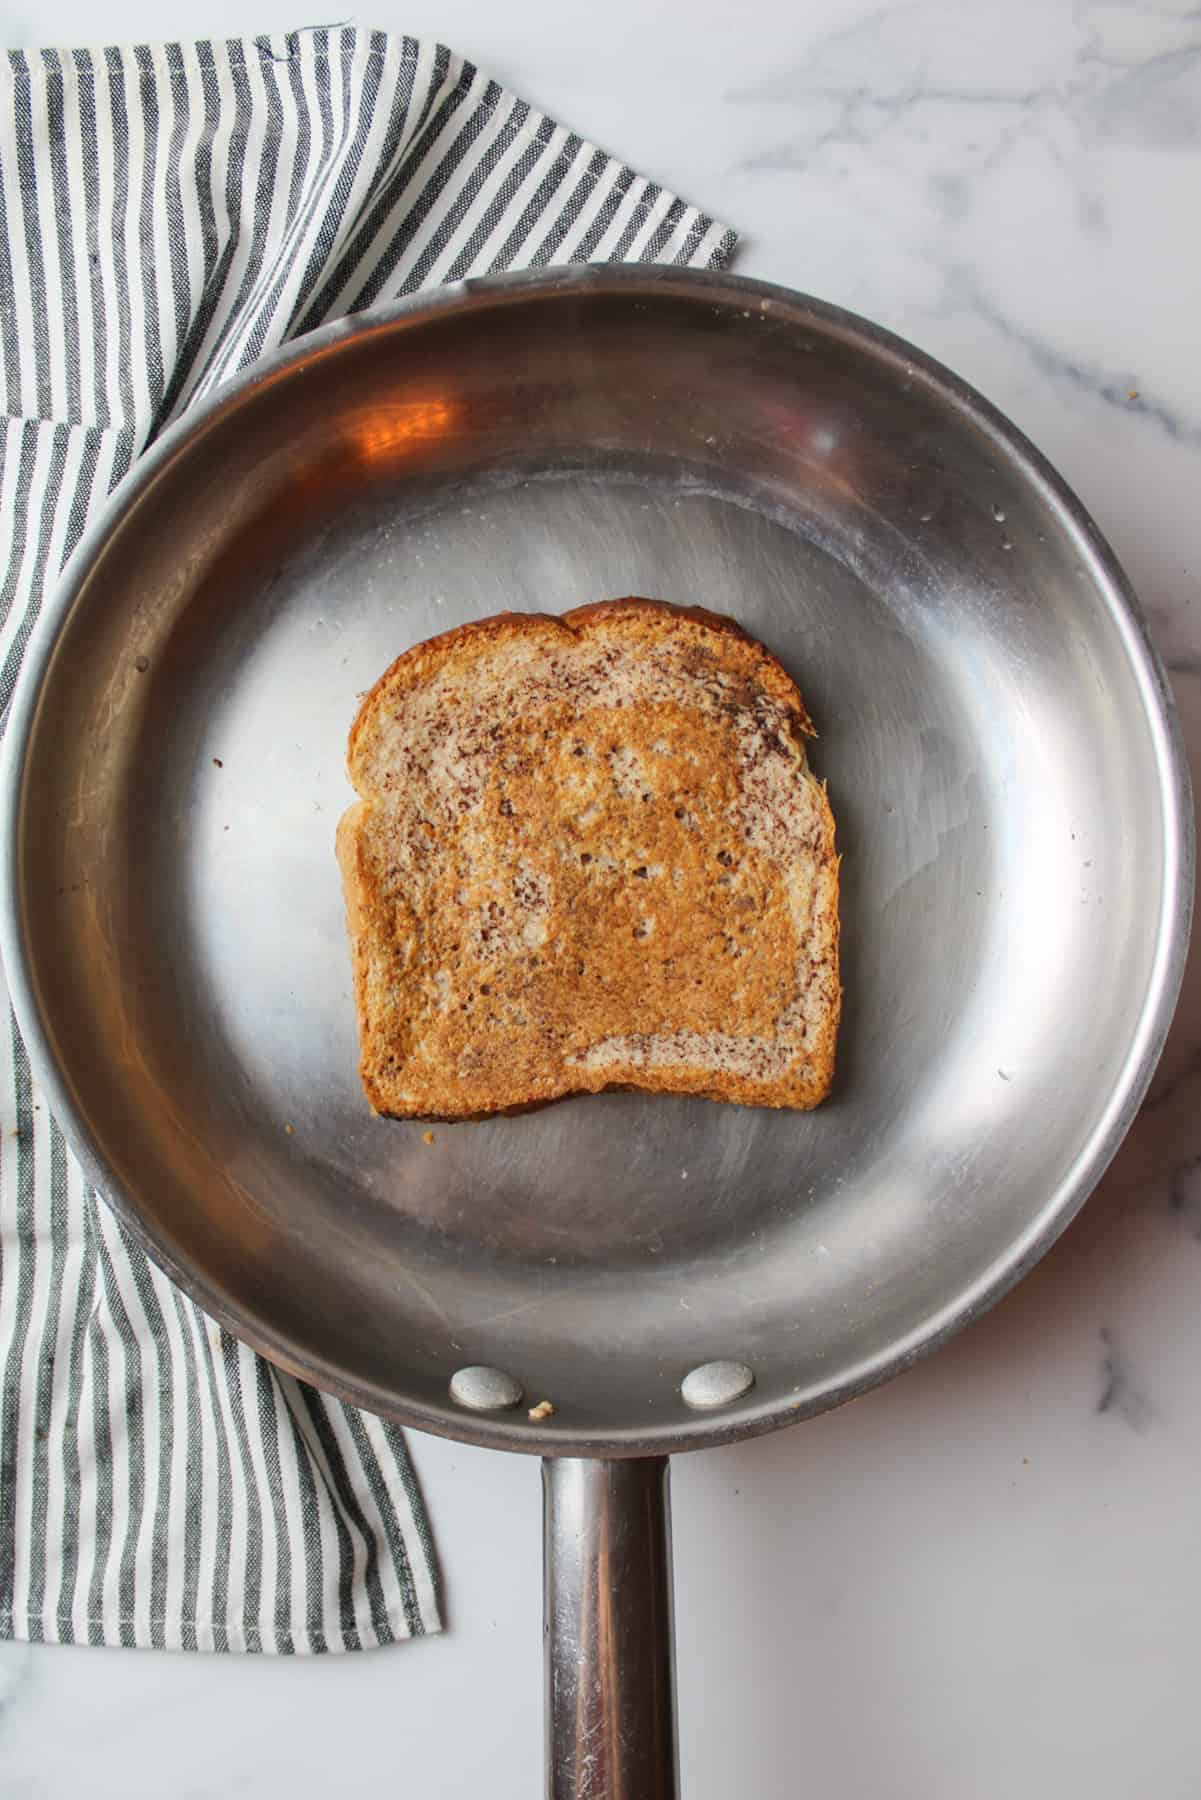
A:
[0,28,736,1653]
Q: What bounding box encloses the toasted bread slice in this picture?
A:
[337,599,839,1120]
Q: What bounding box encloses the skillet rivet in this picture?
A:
[681,1361,755,1409]
[449,1365,523,1412]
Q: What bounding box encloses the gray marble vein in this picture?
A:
[0,1642,33,1739]
[1145,1045,1201,1114]
[1169,1155,1201,1237]
[720,4,1201,462]
[1084,45,1201,146]
[1097,1327,1156,1431]
[958,271,1201,448]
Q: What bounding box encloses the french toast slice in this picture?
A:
[336,599,840,1119]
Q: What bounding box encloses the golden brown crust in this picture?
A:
[339,598,840,1120]
[562,599,816,733]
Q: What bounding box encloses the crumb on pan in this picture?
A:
[422,1129,436,1145]
[528,1400,555,1422]
[284,1124,294,1135]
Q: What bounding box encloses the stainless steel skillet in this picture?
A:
[1,266,1191,1796]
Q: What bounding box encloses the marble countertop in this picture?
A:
[3,2,1199,1795]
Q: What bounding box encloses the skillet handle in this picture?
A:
[543,1457,678,1800]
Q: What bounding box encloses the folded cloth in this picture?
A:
[0,27,736,1654]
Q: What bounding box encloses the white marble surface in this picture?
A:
[3,1,1200,1794]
